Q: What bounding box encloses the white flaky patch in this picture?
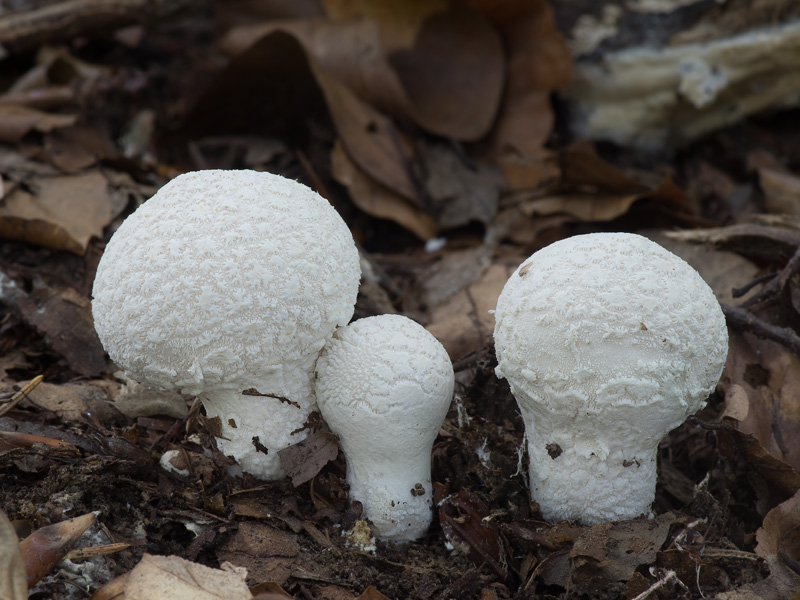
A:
[315,315,455,542]
[493,232,728,524]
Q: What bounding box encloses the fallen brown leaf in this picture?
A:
[435,484,507,580]
[221,2,504,141]
[721,331,800,475]
[421,141,502,228]
[420,246,492,308]
[755,487,800,559]
[427,261,517,360]
[186,29,417,200]
[476,0,571,191]
[216,521,301,586]
[517,143,693,225]
[330,140,436,239]
[0,105,76,143]
[355,586,391,600]
[714,555,800,600]
[20,285,105,377]
[20,511,97,587]
[0,170,112,254]
[759,167,800,215]
[278,430,339,487]
[89,572,128,600]
[25,380,118,423]
[568,513,676,592]
[250,581,293,598]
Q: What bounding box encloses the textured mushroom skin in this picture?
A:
[493,233,728,524]
[315,315,454,542]
[92,170,360,479]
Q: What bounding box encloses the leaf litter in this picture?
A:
[1,1,800,599]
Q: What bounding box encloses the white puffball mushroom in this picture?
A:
[315,315,454,542]
[493,232,728,525]
[92,170,360,480]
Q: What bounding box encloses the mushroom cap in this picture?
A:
[494,232,727,434]
[92,170,360,395]
[315,314,454,456]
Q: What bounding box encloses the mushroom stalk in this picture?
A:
[519,399,666,524]
[200,353,317,477]
[342,436,436,542]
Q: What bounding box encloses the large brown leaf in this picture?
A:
[220,2,504,140]
[0,170,112,254]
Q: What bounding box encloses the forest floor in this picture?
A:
[2,2,800,599]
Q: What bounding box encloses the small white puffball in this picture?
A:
[315,315,455,542]
[493,232,728,524]
[92,170,360,480]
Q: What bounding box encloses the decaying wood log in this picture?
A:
[553,0,800,153]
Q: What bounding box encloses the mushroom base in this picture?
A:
[200,360,316,480]
[526,431,659,525]
[347,458,434,543]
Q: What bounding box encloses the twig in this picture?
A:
[740,244,800,308]
[0,375,43,418]
[631,570,683,600]
[732,271,777,298]
[722,304,800,356]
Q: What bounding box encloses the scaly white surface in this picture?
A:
[493,233,728,524]
[92,170,360,479]
[315,315,454,542]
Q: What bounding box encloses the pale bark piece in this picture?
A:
[559,1,800,152]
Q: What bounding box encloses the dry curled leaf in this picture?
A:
[755,487,800,560]
[477,0,571,191]
[421,141,502,228]
[20,511,97,587]
[278,429,339,487]
[0,273,106,377]
[758,167,800,215]
[330,139,435,239]
[664,214,800,259]
[184,30,416,201]
[435,484,507,580]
